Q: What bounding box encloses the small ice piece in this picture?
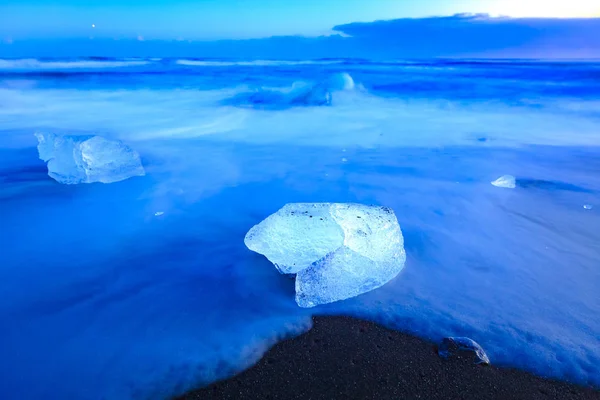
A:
[438,337,490,365]
[341,158,348,163]
[491,175,516,189]
[154,211,164,216]
[583,205,593,210]
[35,132,145,184]
[244,203,406,308]
[327,72,355,91]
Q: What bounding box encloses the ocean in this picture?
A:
[0,58,599,399]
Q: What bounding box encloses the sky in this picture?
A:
[1,0,600,40]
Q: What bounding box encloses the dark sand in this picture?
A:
[180,316,600,400]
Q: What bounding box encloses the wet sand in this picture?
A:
[179,316,600,400]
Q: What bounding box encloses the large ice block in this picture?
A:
[244,203,406,307]
[224,73,355,109]
[226,83,331,109]
[35,132,145,184]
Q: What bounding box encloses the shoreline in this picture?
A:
[179,316,599,400]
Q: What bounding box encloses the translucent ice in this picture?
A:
[227,83,331,109]
[244,203,406,308]
[327,72,355,91]
[287,82,332,107]
[438,337,491,365]
[225,73,355,109]
[491,175,516,189]
[35,132,145,184]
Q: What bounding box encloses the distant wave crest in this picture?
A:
[0,59,150,70]
[175,59,344,67]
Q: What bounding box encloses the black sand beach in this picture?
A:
[180,316,600,400]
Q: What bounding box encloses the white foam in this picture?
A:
[0,59,150,70]
[175,59,343,67]
[1,80,600,150]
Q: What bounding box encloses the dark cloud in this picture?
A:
[333,14,600,58]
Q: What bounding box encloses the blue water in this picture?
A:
[1,58,599,399]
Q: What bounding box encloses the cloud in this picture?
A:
[1,14,598,59]
[333,14,600,58]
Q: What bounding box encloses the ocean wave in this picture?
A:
[175,59,344,67]
[0,59,151,70]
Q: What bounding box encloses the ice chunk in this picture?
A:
[225,73,355,109]
[226,83,331,109]
[438,337,491,365]
[287,83,332,107]
[35,132,145,184]
[327,72,355,91]
[245,204,344,274]
[491,175,516,189]
[583,204,593,210]
[244,203,406,307]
